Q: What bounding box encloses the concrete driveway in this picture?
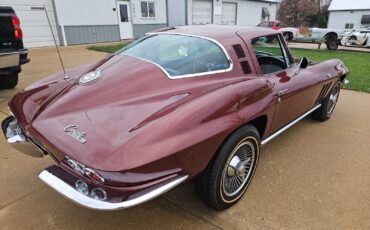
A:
[1,46,370,230]
[287,42,370,53]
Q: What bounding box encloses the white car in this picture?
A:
[340,28,370,48]
[280,27,344,50]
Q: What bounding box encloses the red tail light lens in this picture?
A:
[11,15,23,39]
[84,168,105,184]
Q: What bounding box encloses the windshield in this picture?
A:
[117,34,230,77]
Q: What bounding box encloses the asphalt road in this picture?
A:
[0,46,369,230]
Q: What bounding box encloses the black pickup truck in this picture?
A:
[0,6,29,89]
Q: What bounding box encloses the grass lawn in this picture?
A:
[290,48,370,93]
[88,43,370,93]
[87,43,126,53]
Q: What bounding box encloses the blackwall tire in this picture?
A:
[0,74,18,89]
[194,125,260,210]
[326,34,339,50]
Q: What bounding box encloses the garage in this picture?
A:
[192,0,213,25]
[0,0,58,48]
[221,2,237,25]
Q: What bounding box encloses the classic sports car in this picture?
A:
[279,27,344,50]
[2,25,349,211]
[340,28,370,48]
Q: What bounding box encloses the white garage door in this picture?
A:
[221,2,237,25]
[192,0,212,25]
[0,0,59,48]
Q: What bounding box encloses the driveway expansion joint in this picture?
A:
[0,187,45,211]
[162,195,224,230]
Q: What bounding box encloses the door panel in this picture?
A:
[117,1,133,39]
[242,33,318,133]
[267,69,319,132]
[168,0,186,26]
[221,2,237,25]
[192,0,212,25]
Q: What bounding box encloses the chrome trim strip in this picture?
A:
[0,51,20,56]
[124,32,234,80]
[38,170,188,210]
[0,50,27,56]
[261,104,322,146]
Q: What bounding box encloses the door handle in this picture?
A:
[275,89,288,103]
[275,89,289,97]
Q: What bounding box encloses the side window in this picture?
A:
[119,5,129,22]
[251,34,291,75]
[141,1,156,18]
[120,34,230,77]
[345,23,354,29]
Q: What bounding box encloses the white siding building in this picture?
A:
[1,0,279,48]
[1,0,168,47]
[178,0,279,27]
[328,0,370,30]
[0,0,59,48]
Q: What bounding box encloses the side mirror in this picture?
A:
[299,57,309,69]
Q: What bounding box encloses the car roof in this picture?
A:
[156,25,280,44]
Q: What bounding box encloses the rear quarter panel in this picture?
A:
[117,77,274,177]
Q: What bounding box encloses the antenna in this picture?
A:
[43,5,69,80]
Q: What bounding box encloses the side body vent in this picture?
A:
[240,61,251,74]
[232,44,246,59]
[232,44,251,74]
[316,83,332,104]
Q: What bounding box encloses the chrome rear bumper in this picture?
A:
[39,169,188,210]
[2,116,46,158]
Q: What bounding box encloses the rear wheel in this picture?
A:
[0,74,18,89]
[312,82,341,121]
[194,125,260,210]
[326,34,338,50]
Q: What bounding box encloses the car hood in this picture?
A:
[9,55,240,171]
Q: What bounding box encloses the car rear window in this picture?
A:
[117,34,231,78]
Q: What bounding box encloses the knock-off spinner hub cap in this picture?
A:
[223,140,256,197]
[227,156,251,180]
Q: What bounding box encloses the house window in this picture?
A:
[345,23,354,29]
[141,1,155,18]
[261,7,270,20]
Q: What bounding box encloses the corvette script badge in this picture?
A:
[64,125,87,144]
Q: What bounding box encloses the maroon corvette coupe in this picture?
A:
[2,25,348,210]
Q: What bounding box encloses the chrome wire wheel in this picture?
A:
[327,84,340,115]
[221,138,256,198]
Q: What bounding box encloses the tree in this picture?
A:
[278,0,318,27]
[309,4,330,28]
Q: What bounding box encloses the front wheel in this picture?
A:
[194,125,260,210]
[312,82,341,121]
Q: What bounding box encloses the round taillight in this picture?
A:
[84,168,105,184]
[75,180,89,195]
[91,188,107,201]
